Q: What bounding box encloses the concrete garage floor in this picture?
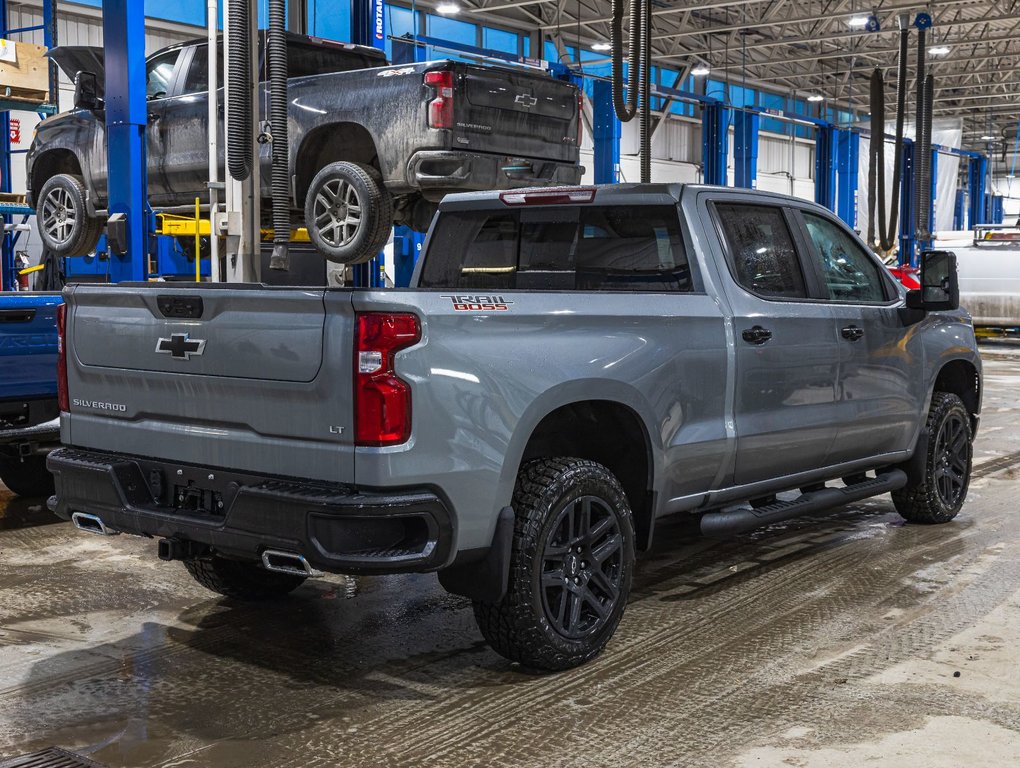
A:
[1,350,1020,767]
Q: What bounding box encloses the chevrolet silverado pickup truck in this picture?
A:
[0,292,61,497]
[28,33,582,264]
[47,185,981,671]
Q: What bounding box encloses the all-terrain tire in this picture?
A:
[0,455,55,498]
[304,161,393,264]
[892,391,973,524]
[183,554,306,600]
[473,458,635,672]
[37,173,103,257]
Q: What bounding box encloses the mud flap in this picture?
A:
[438,506,514,603]
[898,426,930,487]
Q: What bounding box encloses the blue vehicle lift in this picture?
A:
[0,0,58,291]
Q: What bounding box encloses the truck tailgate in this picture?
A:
[64,285,356,484]
[0,293,60,401]
[457,65,578,162]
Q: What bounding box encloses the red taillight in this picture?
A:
[499,186,597,206]
[354,313,421,446]
[56,303,68,412]
[577,91,585,145]
[425,70,455,129]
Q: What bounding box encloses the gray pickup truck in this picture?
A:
[47,184,981,671]
[28,33,581,263]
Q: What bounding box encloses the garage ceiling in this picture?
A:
[457,0,1020,155]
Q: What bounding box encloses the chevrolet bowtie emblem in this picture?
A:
[515,93,538,108]
[156,333,206,360]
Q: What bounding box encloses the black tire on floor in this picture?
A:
[473,457,636,672]
[0,455,55,498]
[304,161,393,264]
[37,173,103,257]
[892,391,973,524]
[183,554,306,600]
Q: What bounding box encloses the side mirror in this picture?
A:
[73,71,101,112]
[905,250,959,312]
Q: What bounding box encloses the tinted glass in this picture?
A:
[419,205,692,292]
[266,43,381,79]
[183,44,225,94]
[802,212,888,303]
[146,51,180,100]
[715,203,806,299]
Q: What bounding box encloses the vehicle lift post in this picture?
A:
[592,79,620,184]
[814,122,838,212]
[835,128,860,230]
[733,109,758,190]
[701,99,728,187]
[99,0,148,282]
[968,154,988,227]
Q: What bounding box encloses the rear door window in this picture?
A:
[714,203,807,300]
[419,205,692,292]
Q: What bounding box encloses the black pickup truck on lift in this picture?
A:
[28,33,583,264]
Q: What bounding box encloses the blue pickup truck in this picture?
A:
[0,292,61,497]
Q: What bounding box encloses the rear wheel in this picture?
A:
[37,173,102,257]
[892,392,973,524]
[183,554,306,600]
[0,455,54,498]
[473,458,635,672]
[304,161,392,264]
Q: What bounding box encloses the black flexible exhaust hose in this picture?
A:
[917,74,934,240]
[226,0,252,181]
[914,27,928,237]
[611,0,640,121]
[639,0,651,182]
[883,23,910,252]
[268,0,290,271]
[869,69,887,251]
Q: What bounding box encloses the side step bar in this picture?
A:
[700,470,908,538]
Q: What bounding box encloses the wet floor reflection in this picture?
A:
[0,488,62,531]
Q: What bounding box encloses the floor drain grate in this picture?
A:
[0,748,105,768]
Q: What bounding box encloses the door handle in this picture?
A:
[148,112,161,121]
[217,103,224,116]
[741,325,773,345]
[841,325,864,341]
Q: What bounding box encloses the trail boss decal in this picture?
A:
[441,295,514,312]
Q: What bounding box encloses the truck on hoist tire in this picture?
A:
[0,293,61,498]
[47,185,981,671]
[27,32,583,265]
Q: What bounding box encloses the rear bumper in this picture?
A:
[46,447,455,575]
[406,150,581,192]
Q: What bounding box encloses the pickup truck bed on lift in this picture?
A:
[0,292,61,497]
[48,184,981,671]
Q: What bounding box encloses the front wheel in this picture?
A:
[892,391,973,524]
[37,173,103,257]
[304,161,393,264]
[473,458,635,672]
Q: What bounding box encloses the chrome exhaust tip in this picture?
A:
[261,549,322,577]
[71,511,119,536]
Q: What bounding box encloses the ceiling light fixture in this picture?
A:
[928,45,950,55]
[981,135,997,141]
[592,42,611,52]
[691,63,711,76]
[436,2,461,15]
[807,94,824,102]
[848,16,870,27]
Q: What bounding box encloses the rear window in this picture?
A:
[419,205,692,292]
[281,43,382,78]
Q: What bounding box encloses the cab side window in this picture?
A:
[146,50,180,100]
[802,213,889,303]
[715,203,807,299]
[183,45,225,94]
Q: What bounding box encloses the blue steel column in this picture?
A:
[701,100,727,186]
[732,110,758,189]
[968,155,987,227]
[592,80,619,184]
[351,0,385,288]
[103,0,148,282]
[835,129,859,229]
[899,138,916,266]
[814,122,837,211]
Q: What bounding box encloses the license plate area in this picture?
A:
[134,458,248,517]
[173,484,224,516]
